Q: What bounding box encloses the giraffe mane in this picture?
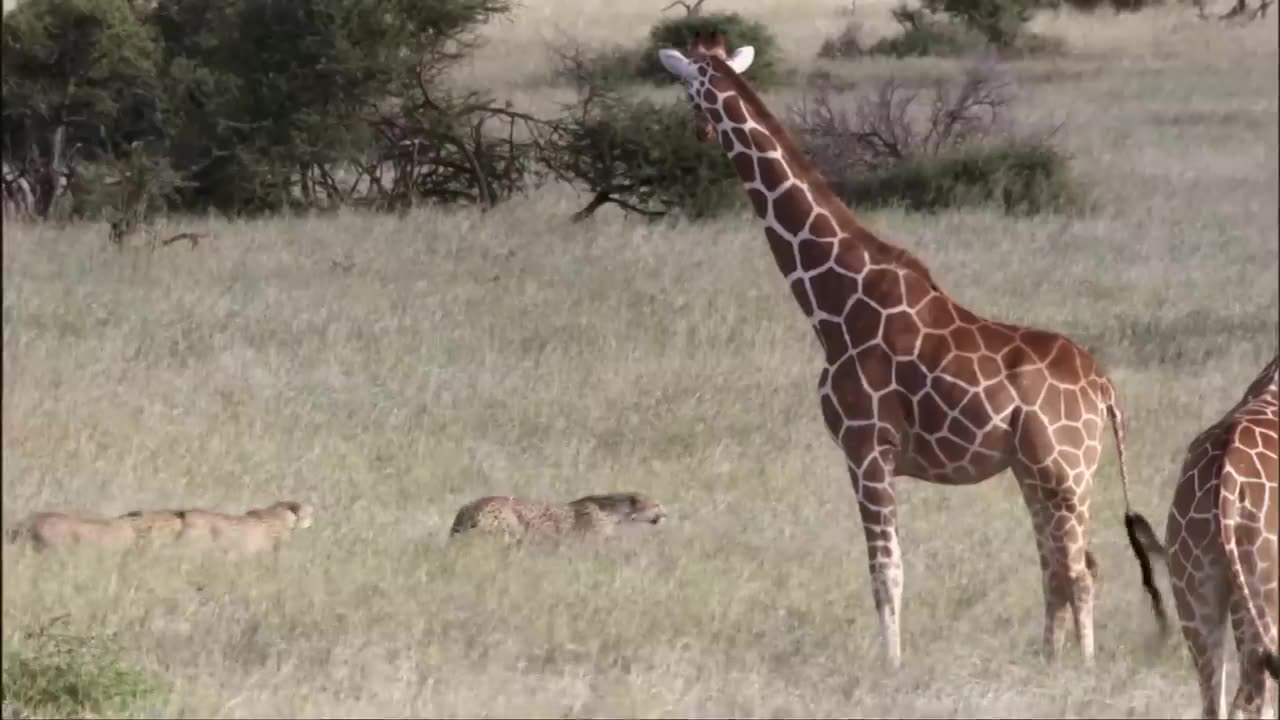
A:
[701,55,941,292]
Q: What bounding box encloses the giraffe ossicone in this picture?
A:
[656,30,1164,671]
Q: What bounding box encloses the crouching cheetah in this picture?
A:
[448,492,667,543]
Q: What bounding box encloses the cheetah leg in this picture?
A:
[1013,461,1095,663]
[843,429,903,670]
[1171,553,1230,720]
[1228,595,1275,720]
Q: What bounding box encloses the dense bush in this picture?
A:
[790,66,1079,215]
[1,617,161,719]
[1,0,167,219]
[539,45,741,221]
[839,142,1078,214]
[821,2,1063,60]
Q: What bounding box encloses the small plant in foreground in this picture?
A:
[1,615,160,720]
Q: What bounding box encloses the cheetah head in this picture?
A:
[574,492,667,525]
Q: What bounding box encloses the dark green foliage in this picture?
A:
[1,617,161,719]
[921,0,1037,47]
[539,94,741,221]
[1,0,167,218]
[850,2,1062,59]
[636,12,784,85]
[834,141,1079,214]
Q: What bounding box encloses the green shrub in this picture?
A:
[539,93,742,221]
[833,141,1080,215]
[1,617,161,719]
[636,12,784,86]
[858,2,1062,58]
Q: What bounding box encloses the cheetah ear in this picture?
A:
[726,45,755,75]
[658,49,697,82]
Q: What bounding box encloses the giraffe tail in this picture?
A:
[1217,446,1280,680]
[1103,378,1171,637]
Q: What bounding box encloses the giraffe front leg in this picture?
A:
[846,448,903,670]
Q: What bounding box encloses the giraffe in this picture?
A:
[656,32,1162,668]
[1129,353,1279,719]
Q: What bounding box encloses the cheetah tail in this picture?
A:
[1104,380,1170,637]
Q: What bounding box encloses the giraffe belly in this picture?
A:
[896,434,1012,485]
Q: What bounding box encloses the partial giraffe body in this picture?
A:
[1132,354,1279,720]
[657,32,1160,669]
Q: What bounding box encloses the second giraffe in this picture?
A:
[657,32,1160,668]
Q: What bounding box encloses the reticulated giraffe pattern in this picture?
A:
[658,32,1155,668]
[1157,354,1279,719]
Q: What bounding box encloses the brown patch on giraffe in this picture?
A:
[722,95,749,125]
[831,360,874,419]
[810,270,859,317]
[861,267,905,310]
[958,391,993,430]
[806,212,839,240]
[765,227,797,276]
[1039,383,1064,417]
[731,127,751,150]
[796,237,834,271]
[875,388,911,430]
[816,319,850,362]
[951,325,982,355]
[893,361,929,396]
[1052,423,1087,449]
[936,434,972,465]
[976,353,1002,383]
[773,185,814,236]
[821,392,844,434]
[704,107,723,126]
[747,188,769,218]
[915,392,949,436]
[702,87,718,105]
[881,310,923,358]
[946,416,979,446]
[789,278,814,316]
[747,127,779,154]
[902,273,934,309]
[943,354,981,387]
[915,295,958,331]
[755,155,790,193]
[720,130,736,154]
[842,296,881,344]
[916,332,953,370]
[982,382,1017,418]
[732,153,757,184]
[855,345,895,392]
[913,436,949,472]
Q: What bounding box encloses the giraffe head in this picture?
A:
[657,31,755,143]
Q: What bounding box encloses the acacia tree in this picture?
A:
[1,0,166,218]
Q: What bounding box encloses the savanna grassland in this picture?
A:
[2,0,1278,716]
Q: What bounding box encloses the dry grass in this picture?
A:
[2,0,1278,717]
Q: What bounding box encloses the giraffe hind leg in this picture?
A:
[1228,595,1276,720]
[1013,462,1096,663]
[1170,550,1231,719]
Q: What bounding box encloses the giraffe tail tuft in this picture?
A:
[1124,511,1170,636]
[1265,652,1280,681]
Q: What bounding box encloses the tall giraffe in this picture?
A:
[1131,353,1279,719]
[656,32,1161,668]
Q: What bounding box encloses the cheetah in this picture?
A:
[448,492,667,543]
[176,500,315,557]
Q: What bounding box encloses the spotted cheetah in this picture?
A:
[448,492,667,543]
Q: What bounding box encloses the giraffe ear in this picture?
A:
[658,49,696,81]
[726,45,755,75]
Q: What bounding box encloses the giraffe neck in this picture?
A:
[699,59,938,324]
